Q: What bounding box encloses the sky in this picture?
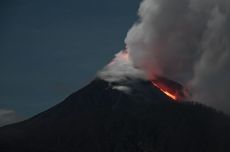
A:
[0,0,140,121]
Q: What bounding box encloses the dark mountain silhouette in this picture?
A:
[0,78,230,152]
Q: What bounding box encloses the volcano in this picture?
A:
[0,78,230,152]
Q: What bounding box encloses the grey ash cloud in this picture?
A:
[125,0,230,114]
[100,0,230,114]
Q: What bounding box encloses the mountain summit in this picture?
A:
[0,78,230,152]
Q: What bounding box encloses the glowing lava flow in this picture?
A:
[151,81,177,100]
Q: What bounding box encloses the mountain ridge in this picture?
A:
[0,78,230,152]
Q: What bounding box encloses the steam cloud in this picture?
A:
[125,0,230,114]
[99,0,230,114]
[0,109,22,127]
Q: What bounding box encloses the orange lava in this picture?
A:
[151,82,177,100]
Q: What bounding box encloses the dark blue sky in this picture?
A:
[0,0,140,117]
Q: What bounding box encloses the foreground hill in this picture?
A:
[0,79,230,152]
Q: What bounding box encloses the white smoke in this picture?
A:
[98,51,146,82]
[0,109,22,127]
[124,0,230,114]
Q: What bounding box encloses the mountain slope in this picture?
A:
[0,79,230,152]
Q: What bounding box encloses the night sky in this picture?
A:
[0,0,140,118]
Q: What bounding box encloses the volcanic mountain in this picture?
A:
[0,78,230,152]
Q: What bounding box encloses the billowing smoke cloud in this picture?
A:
[98,51,146,82]
[0,109,22,127]
[124,0,230,114]
[98,51,146,92]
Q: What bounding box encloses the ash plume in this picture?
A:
[99,0,230,114]
[124,0,230,114]
[98,51,146,83]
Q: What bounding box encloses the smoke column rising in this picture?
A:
[124,0,230,114]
